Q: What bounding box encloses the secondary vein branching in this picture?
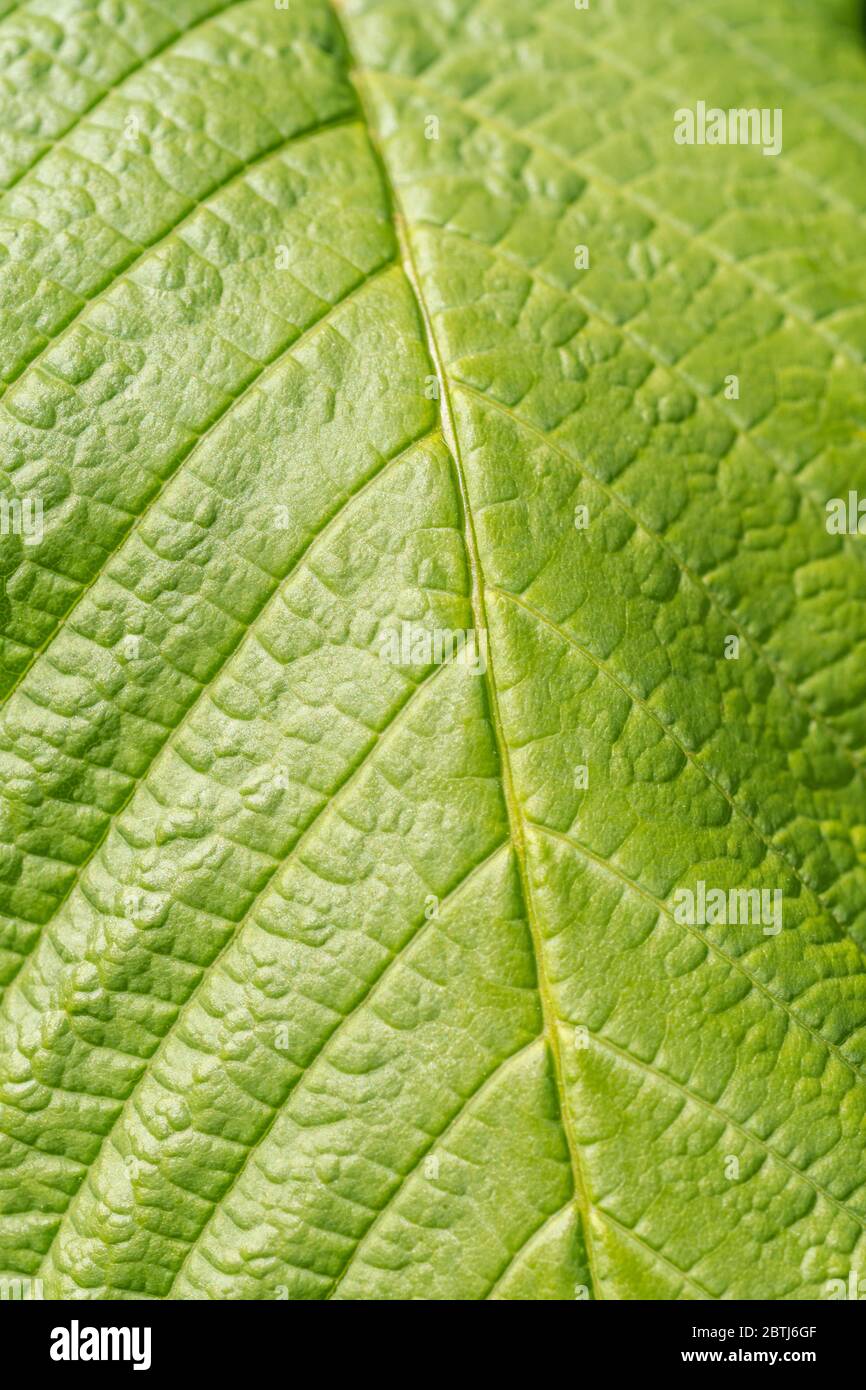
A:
[0,260,400,1000]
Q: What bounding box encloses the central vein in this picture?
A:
[331,0,603,1300]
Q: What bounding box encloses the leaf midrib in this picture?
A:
[331,6,602,1299]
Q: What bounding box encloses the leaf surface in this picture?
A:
[1,0,866,1300]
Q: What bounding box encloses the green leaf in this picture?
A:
[1,0,865,1301]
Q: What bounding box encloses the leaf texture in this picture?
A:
[0,0,865,1301]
